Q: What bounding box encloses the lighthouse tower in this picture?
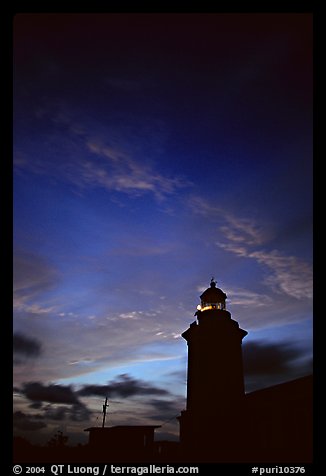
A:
[178,279,248,460]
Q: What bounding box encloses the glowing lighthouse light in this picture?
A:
[197,304,218,312]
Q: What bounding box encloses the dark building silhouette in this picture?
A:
[84,425,160,461]
[178,279,248,460]
[244,375,312,462]
[177,279,312,463]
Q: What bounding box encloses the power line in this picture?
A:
[159,414,180,428]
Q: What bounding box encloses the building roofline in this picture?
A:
[84,425,161,432]
[246,374,312,399]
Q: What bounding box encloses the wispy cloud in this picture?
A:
[190,196,312,301]
[248,250,312,299]
[80,140,190,200]
[14,106,191,201]
[13,250,59,314]
[190,195,267,245]
[14,251,58,298]
[219,215,266,246]
[217,243,313,300]
[225,288,273,308]
[13,290,185,386]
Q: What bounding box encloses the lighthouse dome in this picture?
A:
[198,279,227,311]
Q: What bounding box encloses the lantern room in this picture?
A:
[197,278,227,311]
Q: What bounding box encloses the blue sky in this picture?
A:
[13,13,312,445]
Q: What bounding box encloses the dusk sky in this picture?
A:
[13,13,313,445]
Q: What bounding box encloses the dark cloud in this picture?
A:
[301,357,313,375]
[13,402,91,435]
[14,358,24,365]
[43,405,67,421]
[43,403,92,422]
[69,403,92,422]
[17,375,170,429]
[78,374,170,399]
[149,399,180,415]
[17,375,169,429]
[13,332,42,358]
[165,369,187,383]
[148,398,184,423]
[29,402,43,410]
[22,382,80,405]
[13,411,47,431]
[243,341,302,377]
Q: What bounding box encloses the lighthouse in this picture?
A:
[178,279,248,460]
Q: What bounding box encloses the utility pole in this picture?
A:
[102,397,109,428]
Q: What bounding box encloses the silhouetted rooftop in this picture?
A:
[246,375,312,403]
[85,425,161,432]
